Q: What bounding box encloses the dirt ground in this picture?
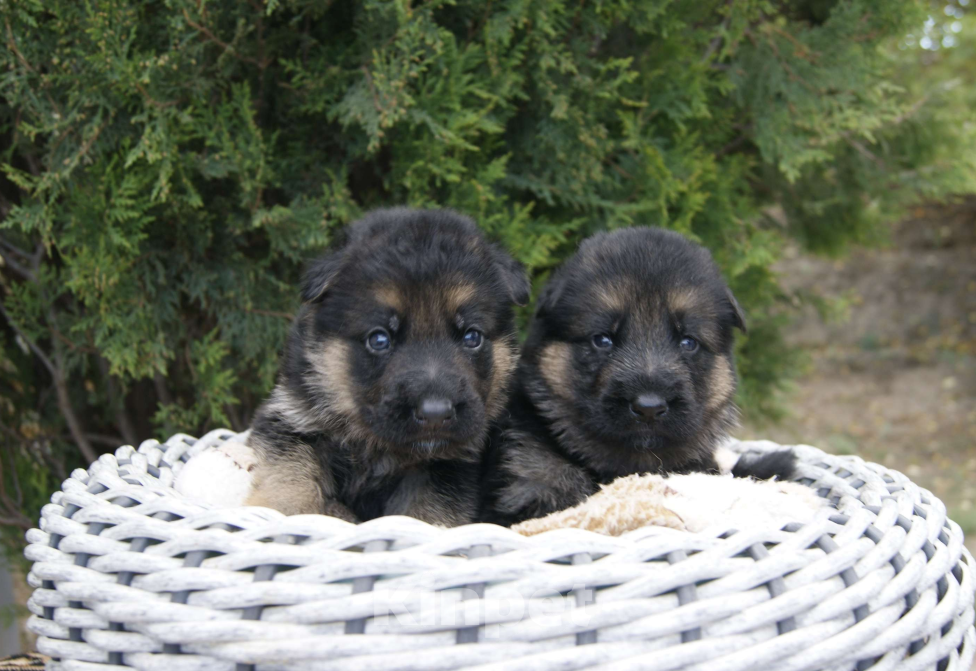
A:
[741,201,976,556]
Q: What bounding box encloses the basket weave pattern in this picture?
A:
[24,430,976,671]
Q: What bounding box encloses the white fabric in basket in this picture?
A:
[175,435,825,535]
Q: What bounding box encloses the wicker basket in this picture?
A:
[24,429,976,671]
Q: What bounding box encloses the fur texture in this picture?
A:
[246,208,528,525]
[732,450,799,481]
[481,227,795,526]
[512,471,826,537]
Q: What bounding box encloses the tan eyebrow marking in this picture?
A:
[373,285,403,311]
[443,283,477,313]
[668,286,705,314]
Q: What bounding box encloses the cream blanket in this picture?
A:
[176,439,826,535]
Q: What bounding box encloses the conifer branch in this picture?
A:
[361,65,383,114]
[766,25,818,63]
[889,93,932,127]
[154,372,174,407]
[0,237,33,262]
[701,1,734,64]
[845,137,884,167]
[0,302,99,465]
[67,121,108,171]
[48,328,98,354]
[98,357,139,447]
[716,134,751,158]
[0,512,32,531]
[83,433,126,447]
[0,301,57,381]
[5,19,64,118]
[0,439,32,531]
[0,246,37,283]
[4,19,34,74]
[833,92,932,166]
[224,402,245,431]
[247,307,294,320]
[22,153,42,178]
[133,82,179,109]
[182,10,269,68]
[48,348,98,465]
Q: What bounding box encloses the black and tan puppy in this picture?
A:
[246,208,528,526]
[480,227,794,526]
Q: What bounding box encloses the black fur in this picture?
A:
[731,450,798,481]
[248,208,528,525]
[480,227,792,526]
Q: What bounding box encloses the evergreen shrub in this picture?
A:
[1,0,973,550]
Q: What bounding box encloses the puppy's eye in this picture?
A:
[592,334,613,349]
[462,328,483,349]
[679,336,699,353]
[367,329,391,352]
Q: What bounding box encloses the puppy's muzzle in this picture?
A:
[413,397,456,428]
[630,393,668,422]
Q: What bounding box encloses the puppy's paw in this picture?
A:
[174,440,258,508]
[731,449,798,481]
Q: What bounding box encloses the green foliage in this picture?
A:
[1,0,974,552]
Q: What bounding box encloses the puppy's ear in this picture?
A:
[301,253,343,303]
[534,275,564,316]
[726,288,747,333]
[490,246,531,307]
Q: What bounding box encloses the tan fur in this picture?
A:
[373,285,403,311]
[485,338,518,420]
[699,325,722,351]
[595,282,627,313]
[245,437,331,516]
[264,386,319,434]
[538,342,573,397]
[668,287,721,345]
[443,283,477,313]
[308,339,358,416]
[409,292,441,339]
[667,286,706,315]
[706,356,736,410]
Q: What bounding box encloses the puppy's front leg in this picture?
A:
[246,436,359,522]
[246,463,359,521]
[385,462,480,527]
[488,432,597,526]
[318,498,361,523]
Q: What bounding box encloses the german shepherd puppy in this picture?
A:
[246,208,529,526]
[480,227,795,526]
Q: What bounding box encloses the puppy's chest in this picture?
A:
[332,454,411,519]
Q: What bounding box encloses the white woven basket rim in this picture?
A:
[23,429,976,671]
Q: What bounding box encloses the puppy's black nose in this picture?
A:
[631,394,668,420]
[414,397,455,426]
